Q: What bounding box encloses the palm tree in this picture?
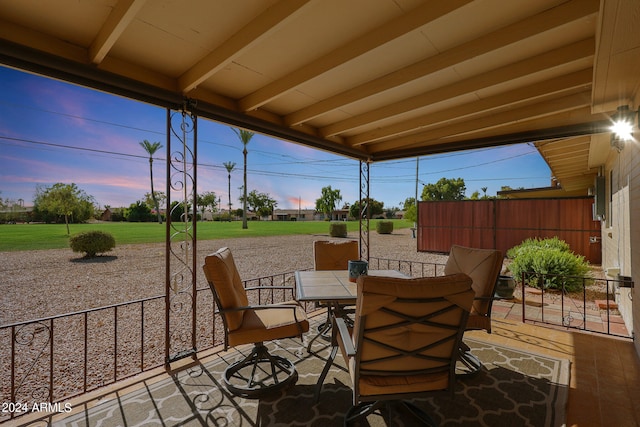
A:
[232,128,254,229]
[139,139,163,224]
[223,161,236,222]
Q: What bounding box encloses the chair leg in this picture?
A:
[456,341,483,377]
[308,305,356,353]
[344,401,385,426]
[306,309,332,353]
[223,342,297,398]
[314,342,338,403]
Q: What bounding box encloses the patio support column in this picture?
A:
[359,160,370,261]
[164,100,198,366]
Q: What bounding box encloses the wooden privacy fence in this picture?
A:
[417,197,602,264]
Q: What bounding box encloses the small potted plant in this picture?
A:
[495,267,516,298]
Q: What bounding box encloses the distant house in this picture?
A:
[272,209,316,221]
[331,209,350,221]
[100,208,112,221]
[0,204,33,223]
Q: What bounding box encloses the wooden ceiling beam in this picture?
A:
[366,91,592,152]
[178,0,311,94]
[286,0,598,126]
[238,0,472,112]
[0,18,86,63]
[547,154,591,165]
[368,118,611,161]
[347,68,593,146]
[539,144,591,158]
[544,152,591,163]
[424,106,606,146]
[321,38,595,138]
[536,135,591,148]
[551,167,593,178]
[89,0,147,65]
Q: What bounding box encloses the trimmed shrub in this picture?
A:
[329,222,347,238]
[376,221,394,234]
[506,236,570,258]
[69,230,116,257]
[507,237,590,292]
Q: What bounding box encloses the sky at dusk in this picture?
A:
[0,65,552,211]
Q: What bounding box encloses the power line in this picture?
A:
[0,99,165,137]
[0,135,148,160]
[2,134,549,187]
[0,135,359,182]
[1,100,543,183]
[1,99,358,174]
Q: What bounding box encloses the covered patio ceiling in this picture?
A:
[1,0,639,194]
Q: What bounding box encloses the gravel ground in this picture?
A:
[1,227,444,325]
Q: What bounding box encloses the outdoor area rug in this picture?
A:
[54,333,570,427]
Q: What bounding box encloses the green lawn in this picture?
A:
[0,220,412,252]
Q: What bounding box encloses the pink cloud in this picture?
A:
[286,195,316,209]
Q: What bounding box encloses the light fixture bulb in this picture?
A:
[610,105,636,142]
[612,120,633,141]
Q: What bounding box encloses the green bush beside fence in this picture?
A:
[507,237,590,292]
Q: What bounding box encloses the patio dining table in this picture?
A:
[294,269,409,401]
[294,269,408,304]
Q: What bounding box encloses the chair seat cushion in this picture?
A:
[227,301,309,347]
[357,369,449,396]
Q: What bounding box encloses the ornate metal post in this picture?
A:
[165,101,198,365]
[359,160,370,261]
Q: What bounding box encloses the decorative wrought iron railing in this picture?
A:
[0,270,306,424]
[1,294,165,424]
[520,272,633,338]
[368,257,445,277]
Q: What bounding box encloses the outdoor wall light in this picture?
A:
[610,105,637,152]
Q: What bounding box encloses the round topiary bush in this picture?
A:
[329,222,347,238]
[507,237,590,292]
[69,230,116,258]
[375,221,394,234]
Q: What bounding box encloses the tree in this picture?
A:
[139,140,163,224]
[197,191,217,220]
[349,198,384,219]
[232,128,254,229]
[223,161,236,222]
[421,177,466,201]
[402,197,417,223]
[126,200,154,222]
[239,190,277,219]
[143,191,166,218]
[315,186,342,219]
[33,183,95,234]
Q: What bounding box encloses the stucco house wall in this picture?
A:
[602,115,639,352]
